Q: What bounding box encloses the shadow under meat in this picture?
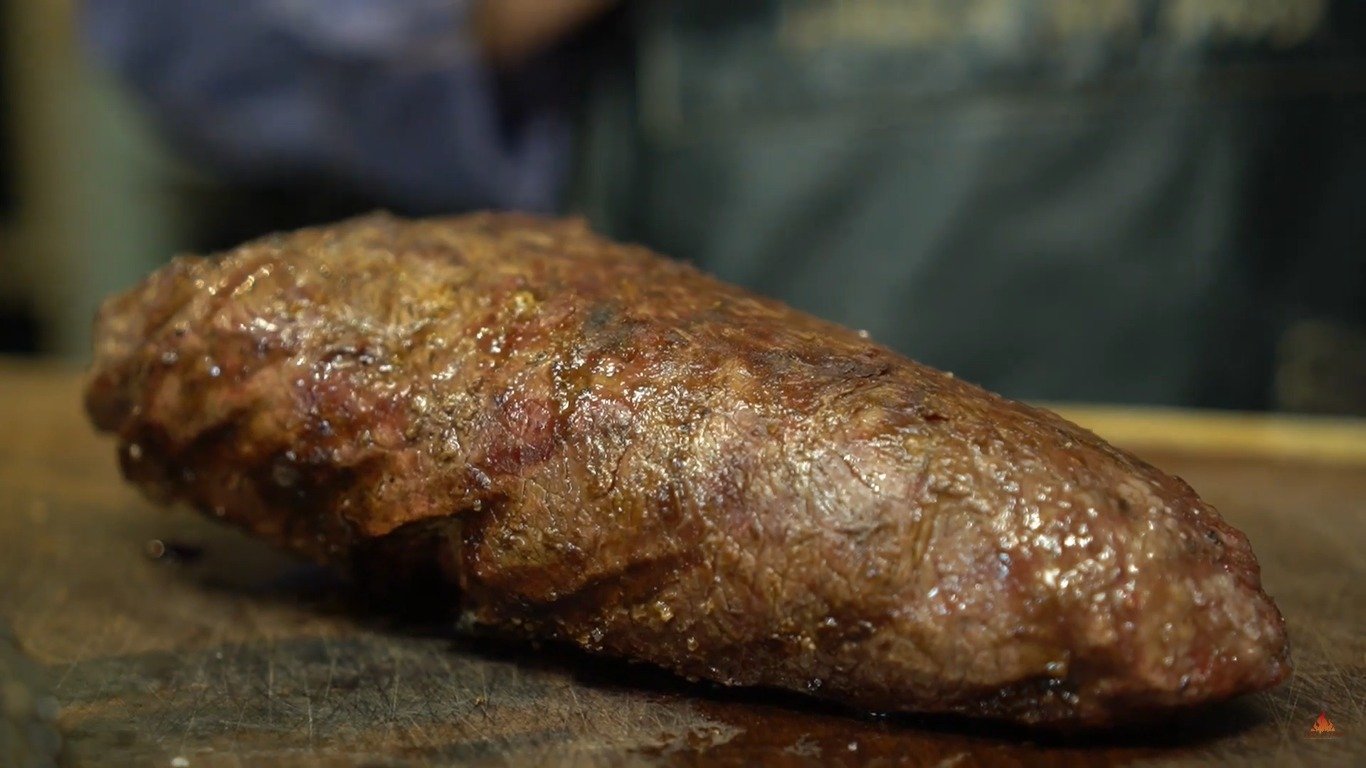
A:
[448,631,1274,749]
[149,515,1274,761]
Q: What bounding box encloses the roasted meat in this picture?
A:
[84,213,1290,726]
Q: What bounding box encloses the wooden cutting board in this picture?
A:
[1,361,1361,767]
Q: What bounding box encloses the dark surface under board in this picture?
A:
[0,364,1360,767]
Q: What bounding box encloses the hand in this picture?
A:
[473,0,618,67]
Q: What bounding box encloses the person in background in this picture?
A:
[83,0,1366,413]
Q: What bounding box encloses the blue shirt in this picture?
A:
[82,0,575,213]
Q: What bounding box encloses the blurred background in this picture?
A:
[1,0,1363,413]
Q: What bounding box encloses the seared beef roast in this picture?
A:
[85,213,1289,726]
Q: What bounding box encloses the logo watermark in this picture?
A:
[1306,710,1341,739]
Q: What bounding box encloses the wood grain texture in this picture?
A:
[0,361,1360,767]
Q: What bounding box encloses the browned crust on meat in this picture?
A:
[85,212,1290,726]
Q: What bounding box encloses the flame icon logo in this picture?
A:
[1308,711,1339,737]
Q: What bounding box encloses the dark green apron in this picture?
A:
[571,0,1366,411]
